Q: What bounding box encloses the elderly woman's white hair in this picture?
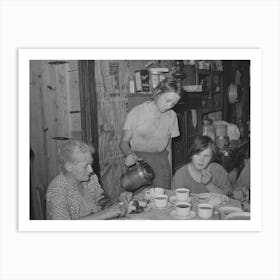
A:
[58,140,94,172]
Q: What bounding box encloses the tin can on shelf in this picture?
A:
[135,70,150,93]
[127,75,135,94]
[150,68,169,89]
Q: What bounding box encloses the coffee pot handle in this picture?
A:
[127,158,144,170]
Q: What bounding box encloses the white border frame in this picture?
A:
[19,49,262,232]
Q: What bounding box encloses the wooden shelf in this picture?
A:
[202,107,223,114]
[198,69,223,74]
[127,93,152,97]
[197,69,211,75]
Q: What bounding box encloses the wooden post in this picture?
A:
[78,61,100,178]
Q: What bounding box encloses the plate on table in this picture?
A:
[149,202,173,209]
[224,212,250,220]
[191,193,230,206]
[218,206,243,219]
[169,195,191,204]
[170,210,196,220]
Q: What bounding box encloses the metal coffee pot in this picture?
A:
[120,160,155,192]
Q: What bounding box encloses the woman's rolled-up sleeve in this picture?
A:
[123,107,136,131]
[169,111,180,138]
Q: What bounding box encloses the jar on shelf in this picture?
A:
[202,119,215,140]
[150,68,169,89]
[127,74,135,94]
[150,69,160,89]
[237,119,244,138]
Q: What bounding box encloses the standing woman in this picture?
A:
[119,78,181,190]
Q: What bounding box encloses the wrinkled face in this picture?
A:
[192,147,212,171]
[155,91,180,113]
[67,151,93,182]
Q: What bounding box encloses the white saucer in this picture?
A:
[191,193,229,206]
[149,202,172,209]
[170,210,196,220]
[224,212,250,220]
[169,195,191,204]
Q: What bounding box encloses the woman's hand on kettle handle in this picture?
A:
[124,153,140,167]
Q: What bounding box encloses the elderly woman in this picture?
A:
[119,77,181,191]
[172,136,232,195]
[46,140,128,220]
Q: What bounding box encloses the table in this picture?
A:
[121,188,242,220]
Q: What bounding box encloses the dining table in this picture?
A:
[120,187,244,220]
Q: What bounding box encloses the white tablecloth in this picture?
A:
[122,188,242,220]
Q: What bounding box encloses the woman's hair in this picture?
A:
[58,140,94,170]
[187,135,216,163]
[152,77,180,99]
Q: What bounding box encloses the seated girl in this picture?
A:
[172,136,232,195]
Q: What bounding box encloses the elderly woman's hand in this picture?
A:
[119,191,133,205]
[104,203,127,219]
[124,153,139,167]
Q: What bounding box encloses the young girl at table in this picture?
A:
[172,135,232,195]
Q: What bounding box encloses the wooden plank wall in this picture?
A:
[95,60,128,201]
[30,60,81,219]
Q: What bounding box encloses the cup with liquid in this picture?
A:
[154,194,168,208]
[175,188,190,201]
[175,202,191,217]
[197,203,213,219]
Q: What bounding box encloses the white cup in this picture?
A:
[145,187,164,200]
[175,202,191,217]
[154,194,168,208]
[175,188,190,201]
[197,203,213,219]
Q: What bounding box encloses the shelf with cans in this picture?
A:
[180,67,225,119]
[126,68,171,111]
[197,69,224,116]
[127,68,170,96]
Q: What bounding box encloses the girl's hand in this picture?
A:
[201,169,212,185]
[124,153,139,167]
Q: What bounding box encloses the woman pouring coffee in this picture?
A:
[119,78,181,190]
